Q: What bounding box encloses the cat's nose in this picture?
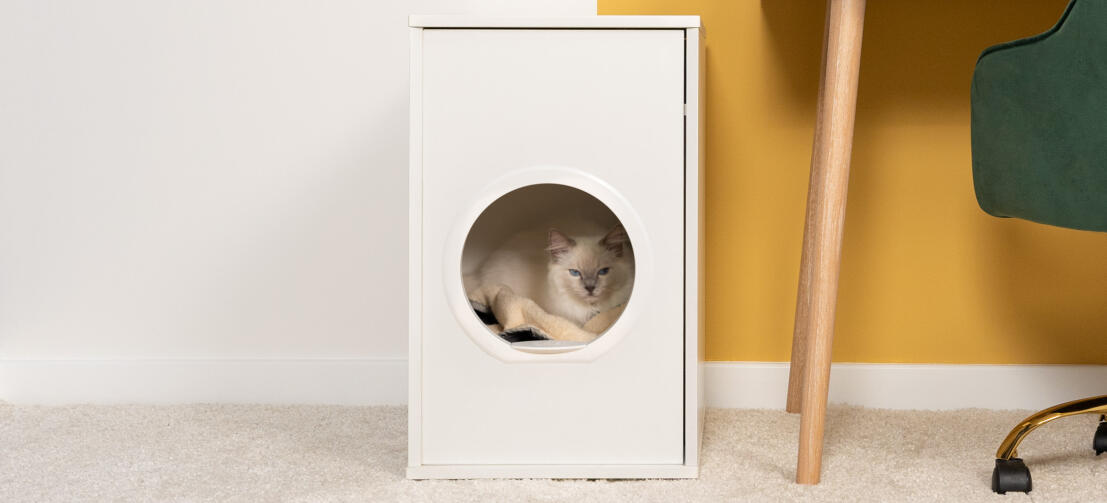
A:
[584,285,596,294]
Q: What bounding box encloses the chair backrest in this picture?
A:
[971,0,1107,232]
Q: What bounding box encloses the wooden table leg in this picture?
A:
[786,0,833,416]
[787,0,866,485]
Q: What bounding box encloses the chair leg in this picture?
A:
[992,395,1107,494]
[792,0,867,485]
[1094,415,1107,455]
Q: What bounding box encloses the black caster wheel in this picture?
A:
[1095,420,1107,455]
[992,458,1032,494]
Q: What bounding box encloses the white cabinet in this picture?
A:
[408,16,704,479]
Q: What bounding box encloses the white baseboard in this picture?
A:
[0,357,407,405]
[2,359,1103,410]
[706,362,1107,410]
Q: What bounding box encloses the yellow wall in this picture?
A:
[600,0,1107,364]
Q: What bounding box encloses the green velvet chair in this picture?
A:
[971,0,1107,494]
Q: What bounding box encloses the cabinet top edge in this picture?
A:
[408,15,701,29]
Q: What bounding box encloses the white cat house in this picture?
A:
[407,16,704,479]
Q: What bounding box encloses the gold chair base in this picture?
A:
[996,395,1107,460]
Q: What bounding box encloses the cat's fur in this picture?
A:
[465,223,634,327]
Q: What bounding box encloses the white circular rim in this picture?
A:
[510,340,588,354]
[441,166,653,363]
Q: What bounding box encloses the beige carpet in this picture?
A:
[1,404,1104,502]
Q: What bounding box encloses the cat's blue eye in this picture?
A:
[569,269,581,277]
[598,267,610,276]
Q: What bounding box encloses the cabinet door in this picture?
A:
[418,28,686,465]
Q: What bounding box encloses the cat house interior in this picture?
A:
[461,183,635,349]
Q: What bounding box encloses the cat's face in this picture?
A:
[546,226,634,306]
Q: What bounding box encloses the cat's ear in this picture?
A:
[546,228,576,260]
[601,225,630,257]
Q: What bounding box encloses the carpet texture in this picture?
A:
[1,404,1105,501]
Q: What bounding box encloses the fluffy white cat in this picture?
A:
[465,223,634,327]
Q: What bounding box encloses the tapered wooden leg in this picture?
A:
[786,0,835,416]
[791,0,866,486]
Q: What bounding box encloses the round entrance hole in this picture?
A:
[461,184,636,353]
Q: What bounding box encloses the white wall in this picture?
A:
[0,0,595,403]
